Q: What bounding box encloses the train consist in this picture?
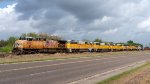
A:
[12,37,142,55]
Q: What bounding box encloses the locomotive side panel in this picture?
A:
[44,40,59,49]
[30,41,45,49]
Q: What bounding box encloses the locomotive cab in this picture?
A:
[14,37,34,48]
[12,37,33,55]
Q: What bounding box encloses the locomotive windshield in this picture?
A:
[19,37,33,41]
[19,37,46,41]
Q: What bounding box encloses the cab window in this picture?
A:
[27,38,33,41]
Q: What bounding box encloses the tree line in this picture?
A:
[93,39,143,46]
[0,33,143,53]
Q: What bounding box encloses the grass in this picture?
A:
[0,51,147,64]
[98,62,150,84]
[0,57,57,64]
[0,53,108,64]
[0,51,140,64]
[0,46,12,53]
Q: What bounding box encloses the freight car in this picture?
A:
[12,37,141,55]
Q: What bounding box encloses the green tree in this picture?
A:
[0,37,17,53]
[0,40,7,47]
[21,32,39,38]
[94,38,102,43]
[21,32,62,41]
[7,37,18,46]
[127,40,134,45]
[127,40,143,46]
[39,33,61,40]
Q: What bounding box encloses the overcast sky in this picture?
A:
[0,0,150,45]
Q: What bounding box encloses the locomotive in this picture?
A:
[12,37,141,55]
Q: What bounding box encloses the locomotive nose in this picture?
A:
[14,42,20,48]
[13,41,23,48]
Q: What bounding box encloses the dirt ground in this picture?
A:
[0,51,147,64]
[125,68,150,84]
[110,63,150,84]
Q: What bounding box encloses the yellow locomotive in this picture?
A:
[12,37,141,55]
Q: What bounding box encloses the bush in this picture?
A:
[0,46,13,53]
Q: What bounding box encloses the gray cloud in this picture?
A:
[4,0,150,44]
